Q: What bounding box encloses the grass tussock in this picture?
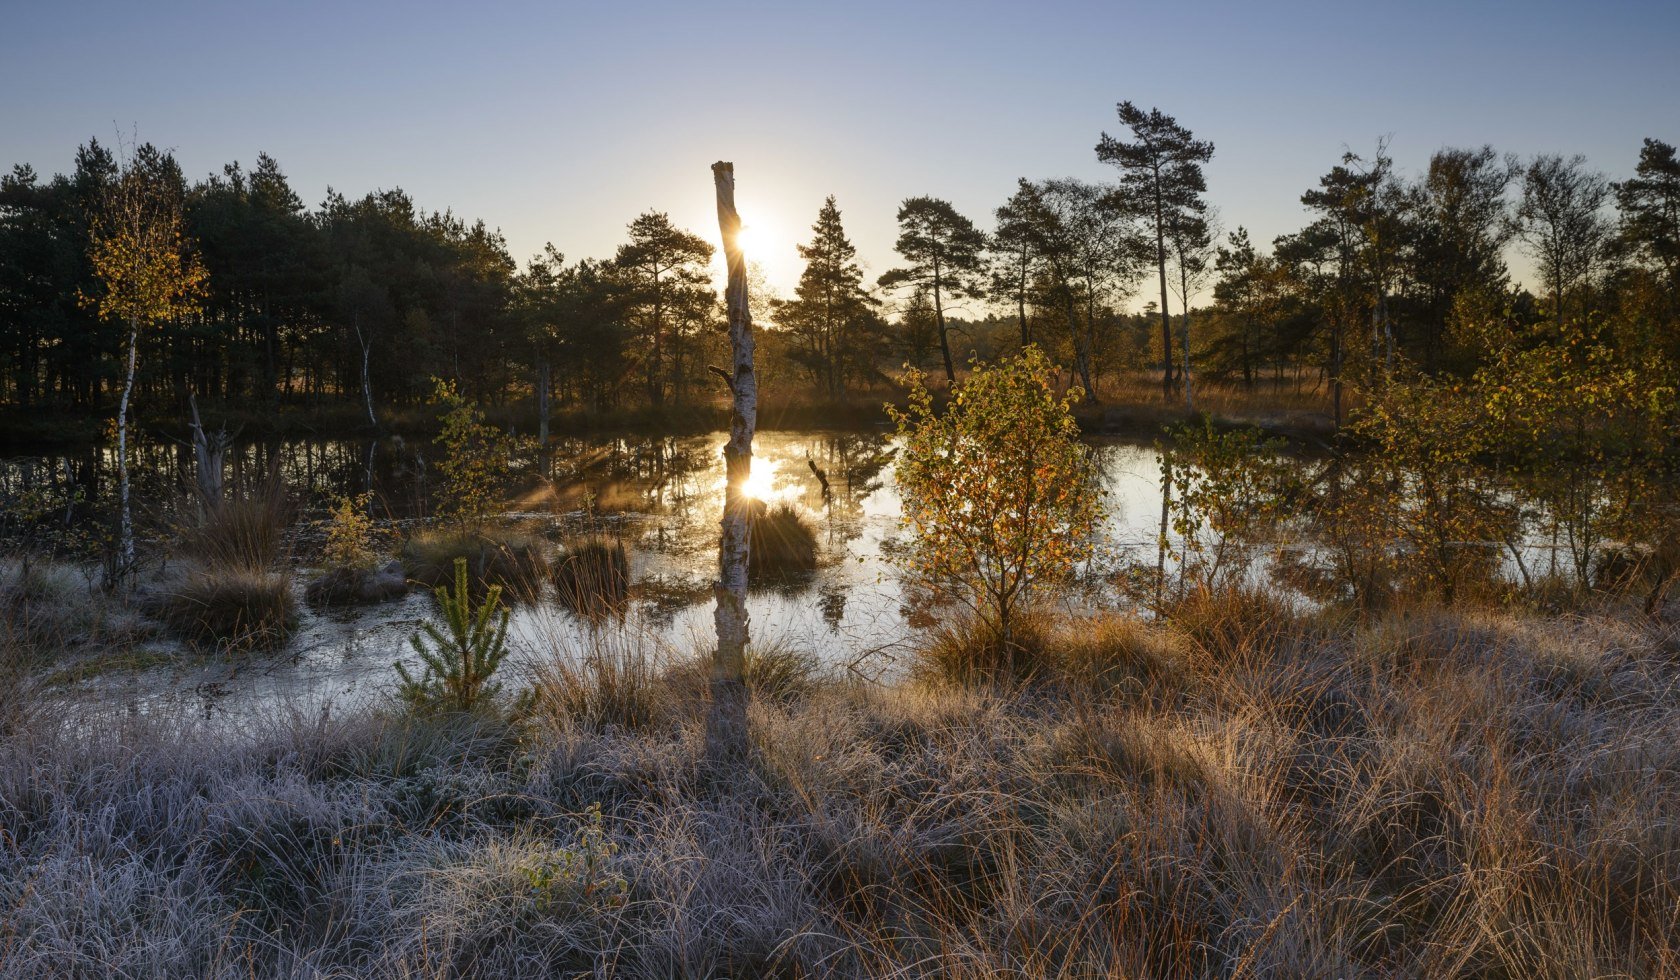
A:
[178,483,292,571]
[6,598,1680,976]
[914,610,1193,699]
[747,500,818,581]
[552,537,629,615]
[149,566,298,651]
[402,527,550,600]
[303,561,407,607]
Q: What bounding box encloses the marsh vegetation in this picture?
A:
[2,94,1678,978]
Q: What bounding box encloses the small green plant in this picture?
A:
[516,803,628,913]
[397,557,511,714]
[430,378,520,526]
[320,492,379,570]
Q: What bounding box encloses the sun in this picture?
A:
[735,220,762,256]
[740,458,778,501]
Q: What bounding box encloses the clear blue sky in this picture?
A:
[4,0,1676,303]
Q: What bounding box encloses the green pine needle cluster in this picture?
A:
[397,557,511,714]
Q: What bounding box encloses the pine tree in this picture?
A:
[774,196,881,397]
[879,197,988,384]
[397,557,511,714]
[1096,102,1214,399]
[614,211,714,408]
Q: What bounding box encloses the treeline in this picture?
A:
[1,110,1676,429]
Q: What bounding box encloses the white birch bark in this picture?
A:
[708,161,756,763]
[115,320,138,582]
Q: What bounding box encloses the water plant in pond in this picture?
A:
[552,537,629,615]
[745,501,817,582]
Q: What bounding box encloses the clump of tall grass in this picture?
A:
[552,537,629,615]
[150,566,297,651]
[402,526,549,600]
[914,611,1055,684]
[915,609,1193,699]
[746,501,817,581]
[528,623,678,733]
[0,616,43,737]
[1159,582,1310,660]
[157,480,298,650]
[177,481,292,571]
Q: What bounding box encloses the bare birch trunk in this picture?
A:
[708,161,755,764]
[115,319,138,584]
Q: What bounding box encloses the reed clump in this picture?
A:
[402,527,549,601]
[552,537,629,615]
[746,501,817,581]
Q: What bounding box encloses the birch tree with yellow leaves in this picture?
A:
[83,143,206,582]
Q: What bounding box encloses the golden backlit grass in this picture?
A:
[3,593,1678,976]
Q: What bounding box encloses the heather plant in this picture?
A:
[397,557,511,714]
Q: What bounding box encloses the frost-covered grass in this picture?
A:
[3,601,1680,977]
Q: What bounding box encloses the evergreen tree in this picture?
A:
[1615,138,1680,295]
[878,196,987,384]
[1096,102,1214,397]
[992,179,1043,349]
[775,196,882,397]
[614,211,714,408]
[1405,146,1517,371]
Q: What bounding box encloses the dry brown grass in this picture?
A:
[4,596,1679,976]
[552,537,630,615]
[149,566,297,651]
[177,482,292,571]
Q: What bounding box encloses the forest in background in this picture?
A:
[2,111,1675,441]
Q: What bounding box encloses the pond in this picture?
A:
[3,430,1179,720]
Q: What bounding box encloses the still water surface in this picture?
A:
[8,430,1177,720]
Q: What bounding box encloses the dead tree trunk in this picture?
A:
[354,317,377,429]
[708,161,756,765]
[188,391,229,515]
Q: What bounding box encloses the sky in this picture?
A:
[4,0,1677,308]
